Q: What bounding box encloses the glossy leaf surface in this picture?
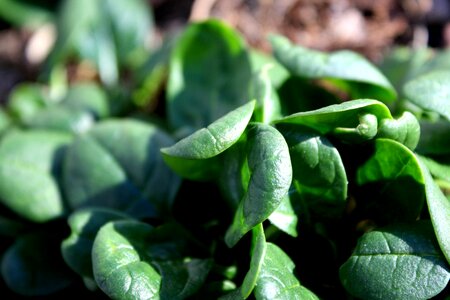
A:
[403,71,450,121]
[357,139,425,222]
[0,130,71,222]
[61,208,130,278]
[64,119,180,217]
[280,128,347,217]
[254,243,319,300]
[271,35,396,102]
[161,101,255,180]
[225,123,292,247]
[340,222,450,300]
[92,220,210,299]
[167,19,252,132]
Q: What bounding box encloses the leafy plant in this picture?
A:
[0,9,449,300]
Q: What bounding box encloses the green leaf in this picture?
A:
[161,101,255,181]
[26,83,109,133]
[7,83,48,123]
[167,19,252,132]
[241,224,267,298]
[340,221,450,300]
[357,139,425,222]
[417,120,450,155]
[376,111,420,150]
[249,65,282,124]
[378,46,433,92]
[1,233,74,296]
[270,35,396,102]
[48,0,153,85]
[279,127,347,217]
[268,192,298,237]
[418,155,450,182]
[403,71,450,121]
[92,220,210,299]
[249,50,289,89]
[276,76,339,115]
[254,243,319,300]
[0,130,71,222]
[0,0,54,29]
[274,99,391,143]
[225,123,292,247]
[420,160,450,264]
[61,208,131,279]
[64,119,180,217]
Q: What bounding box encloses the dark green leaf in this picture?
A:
[268,192,298,237]
[64,119,180,217]
[274,99,391,143]
[270,35,396,102]
[249,50,289,89]
[161,101,255,181]
[376,111,420,150]
[254,243,319,300]
[92,220,210,299]
[0,130,71,222]
[357,139,425,222]
[7,83,48,123]
[276,76,339,115]
[49,0,153,85]
[1,233,74,296]
[403,71,450,121]
[340,221,450,300]
[249,65,282,124]
[416,120,450,155]
[418,155,450,182]
[167,19,252,132]
[279,127,347,217]
[419,160,450,264]
[225,123,292,247]
[61,208,131,279]
[378,46,433,92]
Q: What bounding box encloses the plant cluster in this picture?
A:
[0,0,449,299]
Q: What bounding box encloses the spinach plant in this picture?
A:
[0,12,449,300]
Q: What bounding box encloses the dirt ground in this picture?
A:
[1,0,449,104]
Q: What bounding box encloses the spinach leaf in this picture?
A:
[254,243,319,300]
[63,119,180,217]
[340,221,450,300]
[61,207,131,279]
[277,75,339,115]
[0,130,71,222]
[270,35,396,102]
[274,99,390,142]
[279,127,347,217]
[420,160,450,264]
[225,123,292,247]
[48,0,153,85]
[92,220,211,299]
[403,71,450,121]
[268,191,298,237]
[7,83,48,123]
[274,99,419,148]
[249,50,289,89]
[1,233,74,296]
[416,120,450,155]
[249,65,282,124]
[357,139,425,222]
[161,101,255,181]
[167,19,252,132]
[22,83,109,134]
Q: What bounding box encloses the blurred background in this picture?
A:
[0,0,449,106]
